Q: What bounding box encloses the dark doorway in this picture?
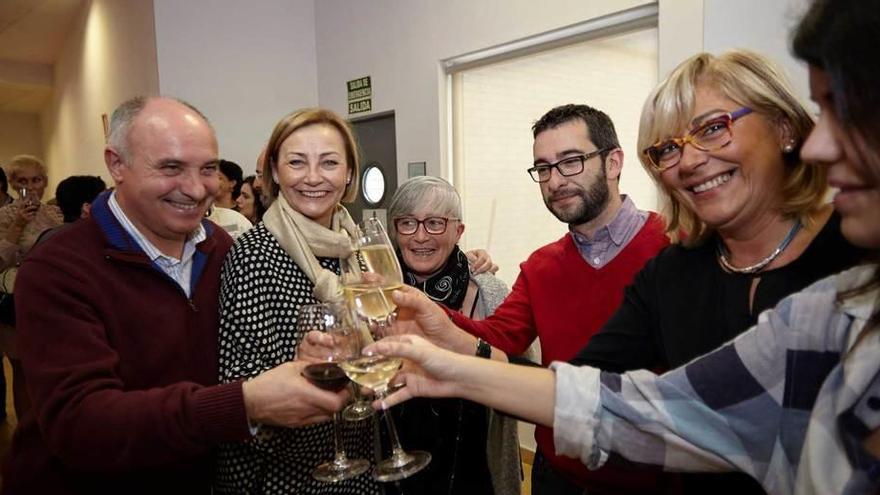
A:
[346,112,398,227]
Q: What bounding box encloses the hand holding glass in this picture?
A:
[339,319,431,482]
[342,217,404,334]
[298,303,370,483]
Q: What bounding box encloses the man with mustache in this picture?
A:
[447,104,669,494]
[3,96,346,494]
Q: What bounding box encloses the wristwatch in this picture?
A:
[475,338,491,359]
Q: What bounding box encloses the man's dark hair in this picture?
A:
[56,175,107,223]
[219,159,244,200]
[532,104,620,159]
[0,166,7,195]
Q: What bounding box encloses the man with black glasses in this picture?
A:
[447,104,670,494]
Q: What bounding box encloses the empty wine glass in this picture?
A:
[339,308,431,482]
[297,303,370,482]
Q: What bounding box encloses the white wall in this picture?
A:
[704,0,810,103]
[314,0,655,183]
[313,0,809,184]
[41,0,159,193]
[154,0,319,175]
[0,112,43,169]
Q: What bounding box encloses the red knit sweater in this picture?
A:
[450,213,669,492]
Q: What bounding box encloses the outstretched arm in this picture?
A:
[383,285,509,361]
[368,334,555,426]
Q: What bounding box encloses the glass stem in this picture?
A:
[332,412,348,463]
[379,391,409,459]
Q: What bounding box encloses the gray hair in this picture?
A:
[5,154,47,182]
[388,175,462,225]
[107,96,212,160]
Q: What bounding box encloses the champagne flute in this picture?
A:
[339,303,431,482]
[297,303,370,483]
[342,217,404,334]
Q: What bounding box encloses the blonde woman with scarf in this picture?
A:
[214,108,381,494]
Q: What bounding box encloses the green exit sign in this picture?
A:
[347,76,372,114]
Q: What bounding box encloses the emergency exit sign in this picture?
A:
[347,76,372,114]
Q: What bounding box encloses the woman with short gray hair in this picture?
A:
[386,175,521,495]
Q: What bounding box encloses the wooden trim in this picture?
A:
[520,447,535,466]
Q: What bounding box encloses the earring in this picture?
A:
[783,141,795,153]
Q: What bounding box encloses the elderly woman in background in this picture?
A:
[385,176,520,495]
[0,155,63,270]
[235,175,265,224]
[0,155,63,419]
[215,108,381,494]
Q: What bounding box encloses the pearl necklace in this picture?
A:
[716,219,802,274]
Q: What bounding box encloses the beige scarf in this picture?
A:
[262,196,358,302]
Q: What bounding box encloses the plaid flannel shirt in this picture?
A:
[552,264,880,495]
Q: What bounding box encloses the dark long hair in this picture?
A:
[792,0,880,327]
[242,176,266,223]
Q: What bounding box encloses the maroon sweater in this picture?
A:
[2,194,250,494]
[450,213,670,493]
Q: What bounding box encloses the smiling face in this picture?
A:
[801,66,880,249]
[107,98,219,256]
[273,123,350,228]
[533,119,616,227]
[395,203,464,277]
[657,83,790,235]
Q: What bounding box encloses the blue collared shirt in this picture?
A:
[569,195,648,269]
[108,191,206,297]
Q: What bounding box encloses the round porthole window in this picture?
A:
[362,163,386,205]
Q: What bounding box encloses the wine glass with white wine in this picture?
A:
[339,315,431,482]
[341,217,404,334]
[297,303,371,483]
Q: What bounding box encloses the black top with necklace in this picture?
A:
[385,247,494,495]
[571,212,867,493]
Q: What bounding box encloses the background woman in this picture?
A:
[215,108,381,494]
[236,175,265,224]
[0,155,63,419]
[386,176,520,495]
[371,0,880,492]
[569,48,865,493]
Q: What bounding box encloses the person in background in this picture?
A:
[385,176,521,495]
[216,159,243,209]
[438,104,670,494]
[215,108,381,494]
[0,155,64,270]
[3,96,347,494]
[369,1,880,492]
[206,203,252,240]
[0,155,63,421]
[0,165,10,421]
[0,167,13,207]
[34,175,108,245]
[236,176,265,224]
[55,175,107,223]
